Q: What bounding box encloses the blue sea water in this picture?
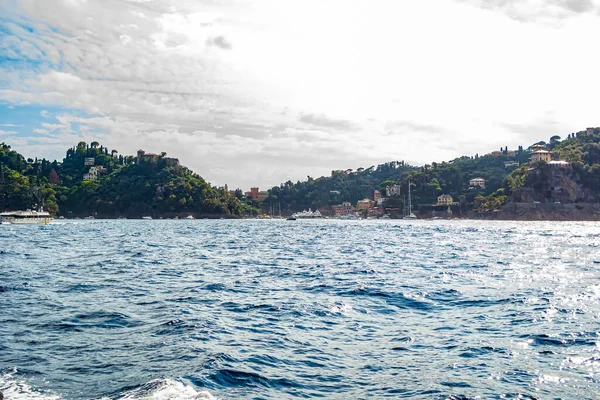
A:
[1,219,600,400]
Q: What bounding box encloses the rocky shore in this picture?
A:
[481,202,600,221]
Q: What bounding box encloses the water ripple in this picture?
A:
[2,220,600,399]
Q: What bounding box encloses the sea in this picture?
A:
[1,219,600,400]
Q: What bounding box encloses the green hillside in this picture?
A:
[266,128,600,215]
[0,142,258,218]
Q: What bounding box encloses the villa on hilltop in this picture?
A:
[528,144,570,167]
[137,149,180,167]
[529,144,552,163]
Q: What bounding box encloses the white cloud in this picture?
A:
[0,0,599,189]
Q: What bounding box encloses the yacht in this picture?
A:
[291,208,323,219]
[185,215,195,220]
[0,209,52,225]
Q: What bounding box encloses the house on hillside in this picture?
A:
[469,178,485,188]
[357,198,375,211]
[529,144,552,163]
[437,194,453,205]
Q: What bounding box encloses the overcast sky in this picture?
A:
[1,0,599,189]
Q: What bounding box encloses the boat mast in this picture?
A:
[407,180,412,215]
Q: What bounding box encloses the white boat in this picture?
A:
[0,209,53,225]
[292,208,323,219]
[185,215,195,220]
[404,180,417,220]
[142,216,153,220]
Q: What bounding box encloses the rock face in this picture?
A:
[511,165,594,204]
[478,164,600,220]
[494,202,600,220]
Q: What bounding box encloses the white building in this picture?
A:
[386,184,401,197]
[469,178,485,188]
[83,170,97,181]
[548,160,570,168]
[84,157,95,166]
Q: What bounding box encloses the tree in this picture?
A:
[49,169,59,185]
[549,135,561,149]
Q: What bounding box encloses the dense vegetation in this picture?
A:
[265,148,530,214]
[266,129,600,215]
[0,142,258,218]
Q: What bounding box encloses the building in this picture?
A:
[548,160,571,168]
[530,149,551,163]
[145,153,160,161]
[257,191,269,202]
[84,157,95,166]
[83,168,98,181]
[504,161,519,168]
[374,190,385,206]
[83,165,106,181]
[357,198,375,211]
[332,202,354,216]
[437,194,453,205]
[469,178,486,188]
[367,207,384,217]
[137,149,159,163]
[250,187,259,200]
[386,184,401,197]
[490,151,503,157]
[374,190,381,203]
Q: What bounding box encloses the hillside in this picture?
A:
[266,128,600,218]
[0,142,258,218]
[266,147,531,215]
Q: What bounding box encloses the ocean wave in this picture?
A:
[0,369,60,400]
[0,372,216,400]
[114,379,216,400]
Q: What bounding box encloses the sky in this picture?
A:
[1,0,599,189]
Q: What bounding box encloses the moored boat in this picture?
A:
[0,209,53,225]
[403,180,417,220]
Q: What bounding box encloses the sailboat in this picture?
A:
[404,180,417,220]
